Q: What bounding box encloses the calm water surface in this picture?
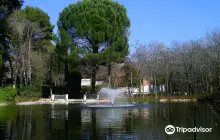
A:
[0,102,220,140]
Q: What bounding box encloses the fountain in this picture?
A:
[82,87,135,108]
[81,87,166,108]
[99,88,124,105]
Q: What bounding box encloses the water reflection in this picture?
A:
[51,104,69,120]
[0,103,220,140]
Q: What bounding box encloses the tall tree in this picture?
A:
[52,31,82,98]
[0,0,23,81]
[0,48,2,64]
[58,0,130,93]
[120,63,140,88]
[102,36,129,87]
[21,6,55,88]
[6,10,44,88]
[22,6,54,43]
[0,0,23,38]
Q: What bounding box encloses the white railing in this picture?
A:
[82,94,100,104]
[51,94,68,101]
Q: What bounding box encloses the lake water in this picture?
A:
[0,102,220,140]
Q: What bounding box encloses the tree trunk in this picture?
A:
[155,74,158,98]
[50,88,53,97]
[170,81,173,95]
[28,39,32,84]
[9,59,14,81]
[131,70,133,87]
[13,76,16,89]
[24,71,27,86]
[64,58,69,94]
[139,70,141,95]
[130,69,133,95]
[108,76,111,88]
[166,65,169,95]
[206,76,209,94]
[91,45,98,94]
[19,74,23,90]
[91,64,97,94]
[108,63,111,88]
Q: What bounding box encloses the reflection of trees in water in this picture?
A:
[95,108,125,128]
[0,103,220,140]
[80,109,92,139]
[81,108,92,123]
[80,108,151,139]
[7,106,33,140]
[51,104,68,120]
[80,108,126,139]
[0,105,49,140]
[0,105,55,140]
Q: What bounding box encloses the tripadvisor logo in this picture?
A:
[165,125,175,135]
[165,125,212,135]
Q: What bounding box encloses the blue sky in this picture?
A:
[23,0,220,49]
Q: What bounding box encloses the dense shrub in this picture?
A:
[16,96,41,102]
[81,85,106,94]
[20,85,42,97]
[52,86,66,95]
[81,86,90,93]
[0,85,17,103]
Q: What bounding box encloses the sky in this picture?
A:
[23,0,220,50]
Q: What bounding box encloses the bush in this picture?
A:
[81,86,90,93]
[16,96,41,102]
[20,85,42,97]
[81,85,106,94]
[52,86,66,95]
[127,97,160,103]
[0,85,17,104]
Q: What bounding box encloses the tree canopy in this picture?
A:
[58,0,130,93]
[0,0,24,53]
[22,6,54,41]
[0,0,23,44]
[0,0,23,82]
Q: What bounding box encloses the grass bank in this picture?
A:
[15,96,42,102]
[115,95,200,103]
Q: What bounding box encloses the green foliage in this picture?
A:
[33,71,44,87]
[152,77,165,85]
[128,97,160,103]
[0,54,2,64]
[0,48,3,64]
[0,86,17,104]
[20,85,42,98]
[0,0,23,35]
[116,97,160,103]
[0,48,8,80]
[101,36,129,63]
[156,92,166,96]
[58,0,130,93]
[81,86,90,93]
[81,85,106,93]
[120,64,140,87]
[0,0,23,81]
[59,0,130,41]
[58,0,130,57]
[16,96,41,102]
[22,6,54,41]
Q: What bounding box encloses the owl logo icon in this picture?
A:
[165,125,175,135]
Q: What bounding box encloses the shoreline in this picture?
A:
[0,98,197,106]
